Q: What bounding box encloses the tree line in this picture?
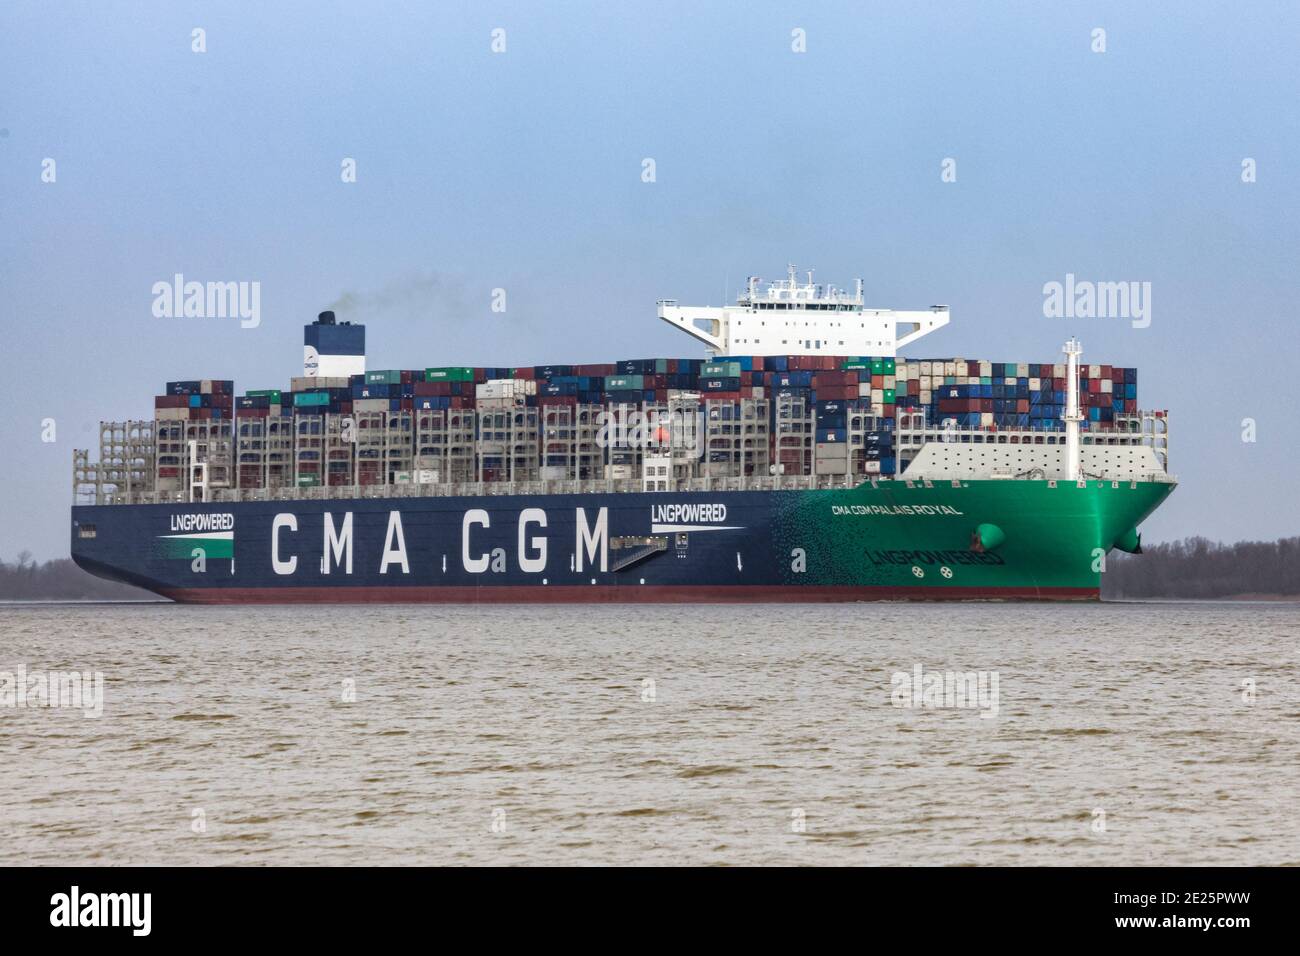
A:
[1103,536,1300,600]
[0,552,155,601]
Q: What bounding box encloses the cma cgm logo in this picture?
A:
[269,508,611,576]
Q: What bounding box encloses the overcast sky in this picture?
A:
[2,1,1298,559]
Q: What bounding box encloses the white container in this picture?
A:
[863,460,881,474]
[477,378,537,400]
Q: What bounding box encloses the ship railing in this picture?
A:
[70,465,1178,507]
[74,472,866,506]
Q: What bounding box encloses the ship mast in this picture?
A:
[1063,337,1084,481]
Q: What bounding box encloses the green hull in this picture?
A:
[770,478,1175,598]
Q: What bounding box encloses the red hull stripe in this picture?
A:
[158,584,1099,605]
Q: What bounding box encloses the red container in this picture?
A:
[514,367,536,380]
[155,394,188,408]
[822,371,857,386]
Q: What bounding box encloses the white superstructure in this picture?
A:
[657,265,950,358]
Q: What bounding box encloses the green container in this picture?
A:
[702,362,741,378]
[296,474,320,487]
[293,391,330,407]
[605,375,645,390]
[248,389,282,403]
[426,366,475,382]
[882,358,896,375]
[841,361,870,371]
[882,389,896,404]
[870,359,886,375]
[366,369,402,385]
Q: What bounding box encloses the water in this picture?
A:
[1,602,1297,866]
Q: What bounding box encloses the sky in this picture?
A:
[2,1,1298,559]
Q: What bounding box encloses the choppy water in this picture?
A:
[1,602,1298,866]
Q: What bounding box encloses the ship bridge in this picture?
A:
[657,265,950,357]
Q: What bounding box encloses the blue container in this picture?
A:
[701,377,741,391]
[716,355,754,372]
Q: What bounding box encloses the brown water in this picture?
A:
[1,602,1297,865]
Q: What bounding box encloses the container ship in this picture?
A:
[71,267,1174,603]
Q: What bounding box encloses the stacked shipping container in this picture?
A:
[159,354,1139,490]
